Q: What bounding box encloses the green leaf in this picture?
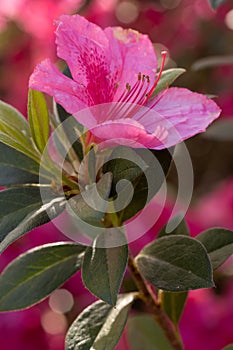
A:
[0,187,65,253]
[103,146,173,222]
[28,89,50,153]
[0,242,85,311]
[222,345,233,350]
[158,215,190,238]
[162,291,188,328]
[196,228,233,270]
[127,314,173,350]
[0,99,30,137]
[66,173,112,239]
[136,235,214,291]
[209,0,227,9]
[0,142,41,186]
[0,131,39,163]
[65,293,135,350]
[152,68,186,97]
[82,230,128,305]
[0,100,37,161]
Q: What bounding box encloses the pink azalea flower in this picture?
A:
[29,14,221,149]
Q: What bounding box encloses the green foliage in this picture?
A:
[197,228,233,269]
[0,142,41,185]
[103,146,173,222]
[152,68,186,97]
[65,293,135,350]
[0,100,38,161]
[0,187,65,253]
[82,231,128,305]
[222,345,233,350]
[209,0,228,9]
[28,89,50,153]
[162,291,188,328]
[67,173,112,238]
[136,235,214,291]
[0,242,85,311]
[127,314,173,350]
[158,216,190,238]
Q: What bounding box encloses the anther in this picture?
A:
[126,83,131,91]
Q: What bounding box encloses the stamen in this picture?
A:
[144,51,167,103]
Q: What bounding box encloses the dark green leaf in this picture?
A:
[28,89,50,153]
[127,314,173,350]
[66,173,112,239]
[136,235,214,291]
[209,0,227,9]
[0,242,85,311]
[0,99,30,137]
[0,131,39,162]
[222,345,233,350]
[0,100,37,160]
[65,293,135,350]
[158,215,190,238]
[0,142,41,185]
[152,68,186,97]
[197,228,233,269]
[103,146,173,222]
[162,291,188,328]
[0,187,65,253]
[82,230,128,305]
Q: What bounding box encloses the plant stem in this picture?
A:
[128,254,184,350]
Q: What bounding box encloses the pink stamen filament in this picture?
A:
[110,73,144,119]
[143,50,167,104]
[106,51,167,120]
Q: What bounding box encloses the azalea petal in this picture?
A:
[29,58,89,114]
[55,14,118,104]
[104,27,158,101]
[88,119,166,149]
[147,87,221,149]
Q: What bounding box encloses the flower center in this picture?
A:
[108,51,167,120]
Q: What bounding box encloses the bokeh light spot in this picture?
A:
[225,10,233,30]
[116,1,139,24]
[49,289,74,314]
[41,310,67,335]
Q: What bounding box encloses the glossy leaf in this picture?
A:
[197,228,233,269]
[0,100,37,160]
[0,187,65,253]
[82,230,128,305]
[136,235,214,291]
[0,142,41,186]
[152,68,186,96]
[67,173,112,239]
[103,146,173,222]
[0,242,85,311]
[65,293,135,350]
[209,0,227,9]
[158,215,190,238]
[127,314,173,350]
[0,99,30,137]
[0,131,39,162]
[28,89,50,153]
[162,291,188,328]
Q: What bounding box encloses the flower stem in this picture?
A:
[128,254,184,350]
